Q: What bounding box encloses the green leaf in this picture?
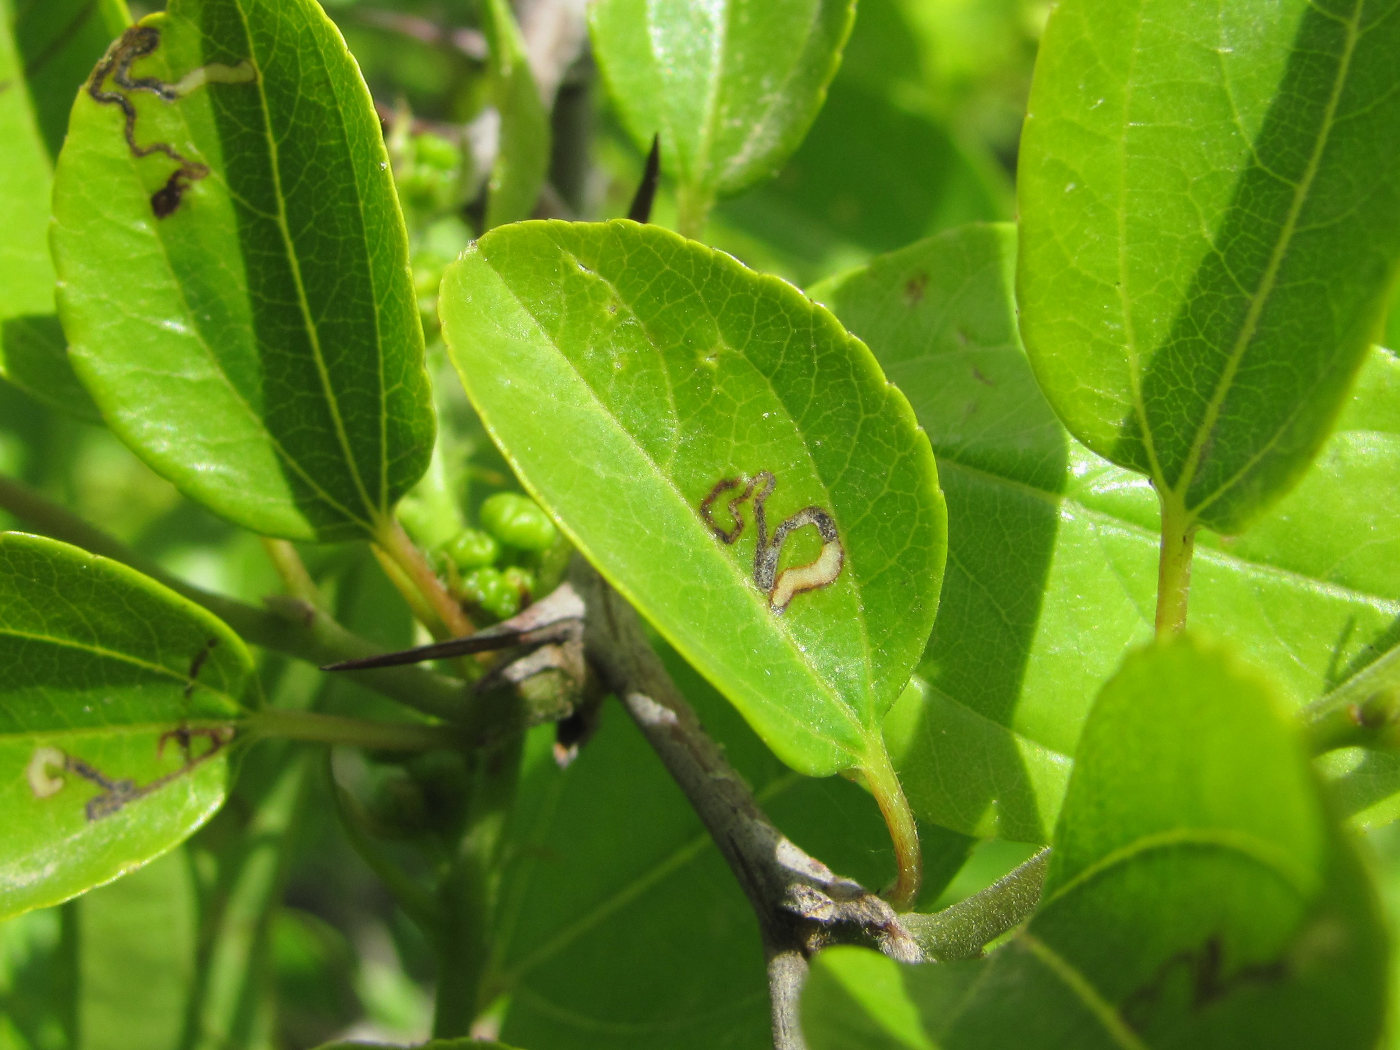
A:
[439,219,945,779]
[481,0,548,229]
[813,224,1399,840]
[804,637,1388,1049]
[50,0,435,543]
[589,0,856,227]
[1017,0,1400,532]
[0,0,124,416]
[0,532,253,920]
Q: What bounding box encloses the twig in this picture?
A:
[571,564,921,1048]
[902,848,1050,961]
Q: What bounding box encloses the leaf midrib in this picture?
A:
[233,0,384,523]
[1,718,241,743]
[0,625,246,709]
[1147,2,1364,515]
[105,14,373,534]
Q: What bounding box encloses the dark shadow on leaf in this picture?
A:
[1112,4,1399,529]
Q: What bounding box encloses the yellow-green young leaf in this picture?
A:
[50,0,434,542]
[803,638,1387,1049]
[0,0,125,417]
[589,0,855,225]
[1018,0,1400,533]
[0,533,253,920]
[439,219,945,778]
[815,224,1400,842]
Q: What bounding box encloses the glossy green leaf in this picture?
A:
[804,637,1387,1049]
[0,0,124,416]
[440,219,945,778]
[481,0,548,229]
[589,0,856,225]
[51,0,434,543]
[0,532,253,919]
[813,224,1400,840]
[1017,0,1400,532]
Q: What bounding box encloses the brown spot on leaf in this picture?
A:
[903,272,928,306]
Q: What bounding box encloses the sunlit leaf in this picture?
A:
[51,0,434,542]
[590,0,856,226]
[441,219,945,781]
[0,532,253,919]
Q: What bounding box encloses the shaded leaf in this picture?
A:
[804,637,1387,1049]
[1017,0,1400,532]
[0,905,76,1050]
[589,0,856,224]
[481,0,548,229]
[440,219,945,778]
[0,0,124,416]
[51,0,434,542]
[0,532,252,919]
[75,848,197,1050]
[813,224,1399,840]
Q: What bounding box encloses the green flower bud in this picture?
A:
[460,566,520,621]
[501,565,536,600]
[443,528,500,570]
[480,492,558,551]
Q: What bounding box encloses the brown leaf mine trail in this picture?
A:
[700,471,845,613]
[87,24,255,217]
[26,724,236,821]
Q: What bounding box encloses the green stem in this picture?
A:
[675,181,713,241]
[1303,643,1400,753]
[260,537,321,606]
[1155,496,1196,636]
[246,708,461,751]
[374,515,476,641]
[902,848,1050,960]
[0,472,467,722]
[862,738,921,912]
